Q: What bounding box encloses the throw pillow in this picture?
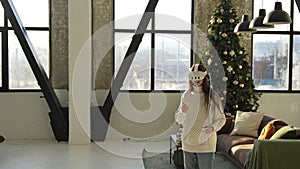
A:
[270,125,297,139]
[258,121,276,139]
[230,111,264,137]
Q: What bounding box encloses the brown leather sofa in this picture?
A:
[216,116,292,168]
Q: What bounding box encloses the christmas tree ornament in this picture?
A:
[208,58,212,65]
[229,19,235,23]
[223,51,228,55]
[238,50,243,55]
[210,18,215,24]
[222,33,227,37]
[227,66,233,72]
[233,105,239,109]
[208,28,213,34]
[240,84,245,88]
[223,61,227,65]
[230,50,235,56]
[205,50,210,55]
[217,18,223,23]
[223,77,228,81]
[238,65,243,69]
[233,80,239,85]
[220,8,225,13]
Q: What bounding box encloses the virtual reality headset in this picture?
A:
[188,71,207,81]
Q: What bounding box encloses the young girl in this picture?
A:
[175,63,226,169]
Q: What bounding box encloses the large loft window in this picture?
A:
[0,0,49,91]
[252,0,300,92]
[113,0,193,91]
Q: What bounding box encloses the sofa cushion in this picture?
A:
[217,134,255,153]
[217,117,234,134]
[270,125,297,139]
[230,111,264,137]
[258,121,276,139]
[230,144,253,166]
[258,116,288,134]
[296,128,300,139]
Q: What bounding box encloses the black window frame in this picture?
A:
[113,0,194,93]
[0,0,50,92]
[252,0,300,93]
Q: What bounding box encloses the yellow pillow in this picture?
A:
[258,122,276,139]
[230,111,264,137]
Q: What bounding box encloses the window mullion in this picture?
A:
[2,16,8,90]
[151,11,155,91]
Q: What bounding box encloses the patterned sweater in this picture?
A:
[175,87,226,153]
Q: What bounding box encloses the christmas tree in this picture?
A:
[201,0,261,116]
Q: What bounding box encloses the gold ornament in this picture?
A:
[230,50,235,56]
[233,80,239,85]
[223,61,227,65]
[223,77,228,82]
[208,28,213,34]
[205,50,210,55]
[223,51,228,55]
[240,84,245,88]
[238,65,243,69]
[229,19,235,23]
[238,50,243,55]
[227,66,233,72]
[210,18,215,24]
[220,8,224,13]
[208,58,212,65]
[217,18,222,23]
[221,33,227,38]
[223,90,227,95]
[233,105,239,109]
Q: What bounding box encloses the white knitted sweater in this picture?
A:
[175,87,226,153]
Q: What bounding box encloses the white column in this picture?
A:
[68,0,92,144]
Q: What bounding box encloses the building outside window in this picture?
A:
[252,0,300,91]
[114,0,193,91]
[0,0,49,90]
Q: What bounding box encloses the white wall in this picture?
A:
[0,92,53,139]
[1,92,300,140]
[259,93,300,127]
[0,90,68,140]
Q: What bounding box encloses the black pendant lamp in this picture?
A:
[263,2,292,25]
[234,15,257,33]
[249,9,274,29]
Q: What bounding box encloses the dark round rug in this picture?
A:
[142,149,240,169]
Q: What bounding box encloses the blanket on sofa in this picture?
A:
[245,139,300,169]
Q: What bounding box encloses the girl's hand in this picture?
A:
[182,104,189,113]
[203,126,214,134]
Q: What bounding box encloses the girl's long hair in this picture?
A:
[188,64,210,107]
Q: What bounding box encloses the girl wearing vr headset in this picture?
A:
[175,63,226,169]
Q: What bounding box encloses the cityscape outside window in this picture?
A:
[0,0,49,90]
[252,0,300,91]
[114,0,192,91]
